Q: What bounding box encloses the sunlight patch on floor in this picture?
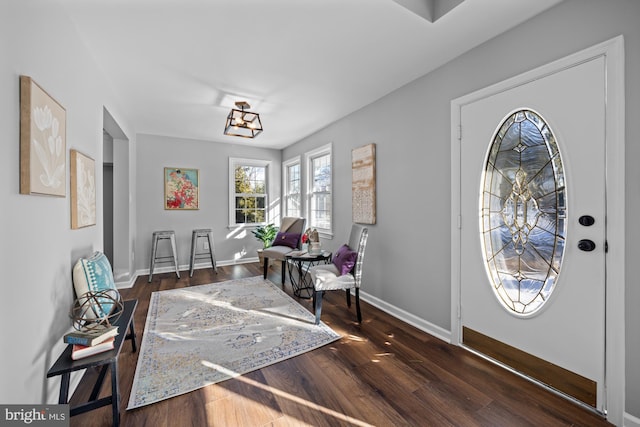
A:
[202,360,375,427]
[371,352,394,363]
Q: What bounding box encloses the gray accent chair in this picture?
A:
[262,217,306,285]
[310,224,369,325]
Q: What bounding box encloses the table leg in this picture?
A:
[295,260,314,299]
[89,365,109,401]
[110,361,120,427]
[58,373,70,404]
[128,320,137,353]
[287,255,331,299]
[287,259,299,295]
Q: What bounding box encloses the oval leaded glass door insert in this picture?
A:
[480,109,566,316]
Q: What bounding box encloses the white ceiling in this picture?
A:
[59,0,562,149]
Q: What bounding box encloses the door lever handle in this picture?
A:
[578,239,596,252]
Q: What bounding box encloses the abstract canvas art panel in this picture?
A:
[20,76,67,196]
[70,150,96,229]
[352,143,376,224]
[164,167,199,210]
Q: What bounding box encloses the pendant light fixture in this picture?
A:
[224,101,263,138]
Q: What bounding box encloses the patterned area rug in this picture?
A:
[127,276,340,409]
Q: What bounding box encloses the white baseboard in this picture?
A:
[116,263,451,344]
[115,275,138,289]
[118,257,262,289]
[359,290,451,344]
[625,412,640,427]
[118,262,451,347]
[116,257,456,342]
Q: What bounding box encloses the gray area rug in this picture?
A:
[127,276,340,409]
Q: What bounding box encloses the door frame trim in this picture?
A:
[450,35,625,424]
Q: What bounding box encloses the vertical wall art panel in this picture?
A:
[164,167,199,210]
[70,150,96,229]
[352,143,376,224]
[19,76,66,196]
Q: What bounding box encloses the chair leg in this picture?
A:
[189,232,197,278]
[314,291,323,325]
[263,257,269,279]
[170,234,180,278]
[281,260,286,286]
[355,288,362,323]
[148,236,158,283]
[207,234,218,273]
[345,289,351,307]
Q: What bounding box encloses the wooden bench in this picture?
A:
[47,299,138,427]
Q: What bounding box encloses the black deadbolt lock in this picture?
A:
[578,239,596,252]
[579,215,595,226]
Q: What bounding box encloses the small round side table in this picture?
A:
[286,250,332,298]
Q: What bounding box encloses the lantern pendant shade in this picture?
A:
[224,101,263,138]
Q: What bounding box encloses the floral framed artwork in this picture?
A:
[164,167,199,210]
[19,75,66,196]
[70,150,96,229]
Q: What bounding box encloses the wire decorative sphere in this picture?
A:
[70,289,123,331]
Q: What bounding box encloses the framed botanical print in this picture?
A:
[70,150,96,229]
[164,167,199,210]
[20,76,67,196]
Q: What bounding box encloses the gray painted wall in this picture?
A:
[1,0,135,405]
[135,134,282,271]
[2,0,639,422]
[283,0,640,419]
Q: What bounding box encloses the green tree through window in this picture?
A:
[234,164,266,224]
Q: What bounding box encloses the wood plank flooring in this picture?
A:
[69,263,613,426]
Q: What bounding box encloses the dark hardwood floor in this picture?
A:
[69,263,612,426]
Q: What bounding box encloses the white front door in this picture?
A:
[458,56,606,410]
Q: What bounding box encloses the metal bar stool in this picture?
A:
[148,230,180,282]
[189,228,217,277]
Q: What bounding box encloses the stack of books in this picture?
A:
[64,326,119,360]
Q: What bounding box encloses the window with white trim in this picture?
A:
[283,156,301,218]
[229,158,270,226]
[306,144,332,235]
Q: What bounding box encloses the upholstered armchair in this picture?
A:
[309,224,369,325]
[262,217,306,285]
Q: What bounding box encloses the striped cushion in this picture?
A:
[72,251,118,319]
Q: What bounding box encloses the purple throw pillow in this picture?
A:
[272,232,300,249]
[332,244,357,275]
